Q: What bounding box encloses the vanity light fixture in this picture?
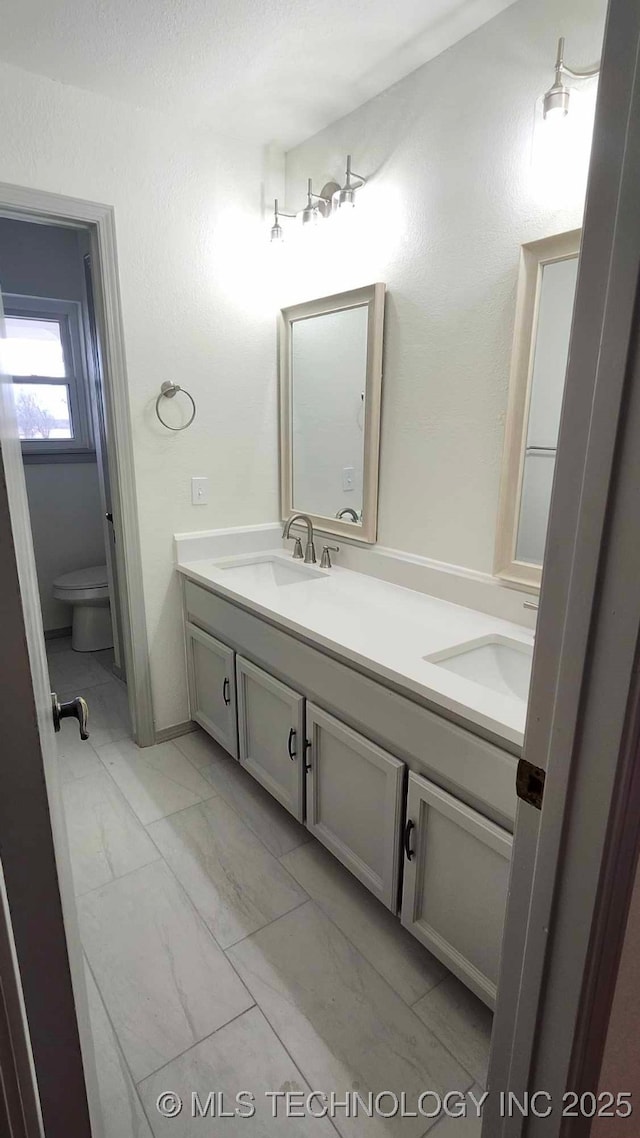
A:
[336,154,367,209]
[270,198,296,242]
[543,36,600,120]
[268,157,365,240]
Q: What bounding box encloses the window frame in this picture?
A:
[4,294,94,458]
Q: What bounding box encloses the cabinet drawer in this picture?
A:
[306,703,405,911]
[185,621,238,758]
[236,656,305,821]
[401,771,513,1008]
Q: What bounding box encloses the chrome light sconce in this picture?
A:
[300,177,339,225]
[336,154,367,209]
[269,155,366,241]
[270,198,296,242]
[543,36,600,120]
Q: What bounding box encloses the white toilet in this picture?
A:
[53,565,113,652]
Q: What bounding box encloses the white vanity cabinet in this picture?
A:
[401,771,513,1008]
[305,704,405,910]
[185,621,238,758]
[236,656,305,821]
[182,577,516,1009]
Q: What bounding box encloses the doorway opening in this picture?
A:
[0,215,125,678]
[0,186,154,748]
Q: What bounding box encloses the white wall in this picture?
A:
[0,62,278,729]
[282,0,605,573]
[0,218,106,631]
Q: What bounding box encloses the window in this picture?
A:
[1,295,93,456]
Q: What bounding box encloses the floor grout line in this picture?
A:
[133,1002,258,1089]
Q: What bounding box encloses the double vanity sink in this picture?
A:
[183,550,533,746]
[177,542,533,1009]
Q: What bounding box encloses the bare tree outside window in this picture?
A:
[15,390,56,439]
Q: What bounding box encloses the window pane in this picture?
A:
[13,383,73,440]
[3,316,66,377]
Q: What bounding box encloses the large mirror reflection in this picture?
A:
[279,283,385,543]
[495,230,580,588]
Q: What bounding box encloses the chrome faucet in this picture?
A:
[283,514,316,564]
[336,507,359,522]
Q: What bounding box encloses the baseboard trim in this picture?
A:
[154,720,198,745]
[44,627,72,641]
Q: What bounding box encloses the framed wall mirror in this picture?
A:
[495,230,581,590]
[279,282,385,544]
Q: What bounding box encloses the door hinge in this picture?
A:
[516,758,546,810]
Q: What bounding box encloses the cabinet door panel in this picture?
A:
[306,704,404,911]
[401,771,512,1008]
[236,656,305,821]
[185,621,237,758]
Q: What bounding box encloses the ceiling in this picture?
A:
[0,0,517,148]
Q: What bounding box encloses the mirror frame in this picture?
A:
[494,229,581,590]
[279,282,385,544]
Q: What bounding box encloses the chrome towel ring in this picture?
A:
[155,381,196,431]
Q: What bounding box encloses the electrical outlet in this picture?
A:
[191,476,209,505]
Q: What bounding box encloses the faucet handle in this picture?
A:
[287,536,303,559]
[320,545,339,569]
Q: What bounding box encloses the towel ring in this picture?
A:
[155,381,196,431]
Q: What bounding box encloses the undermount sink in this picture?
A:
[425,635,533,702]
[215,555,326,588]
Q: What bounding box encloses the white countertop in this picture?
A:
[177,550,533,748]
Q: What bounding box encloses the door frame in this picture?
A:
[485,0,640,1131]
[0,182,154,745]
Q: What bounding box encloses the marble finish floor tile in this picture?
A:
[91,645,117,676]
[413,977,493,1089]
[172,727,226,769]
[184,738,309,857]
[60,679,132,749]
[63,768,160,895]
[147,798,307,948]
[228,903,471,1138]
[138,1006,337,1137]
[430,1086,485,1137]
[98,738,215,825]
[282,841,446,1005]
[55,727,104,783]
[48,646,113,693]
[84,963,153,1138]
[79,860,253,1081]
[45,635,73,654]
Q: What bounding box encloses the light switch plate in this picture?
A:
[342,466,355,492]
[191,476,209,505]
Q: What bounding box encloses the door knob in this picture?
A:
[51,694,90,740]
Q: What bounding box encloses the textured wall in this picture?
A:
[283,0,606,573]
[0,62,278,728]
[0,218,106,631]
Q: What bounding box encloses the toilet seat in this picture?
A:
[53,564,110,603]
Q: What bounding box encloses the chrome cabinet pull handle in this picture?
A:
[51,693,89,740]
[288,727,297,760]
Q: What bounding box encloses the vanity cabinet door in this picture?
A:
[305,704,404,911]
[401,771,512,1009]
[185,621,238,758]
[236,657,305,821]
